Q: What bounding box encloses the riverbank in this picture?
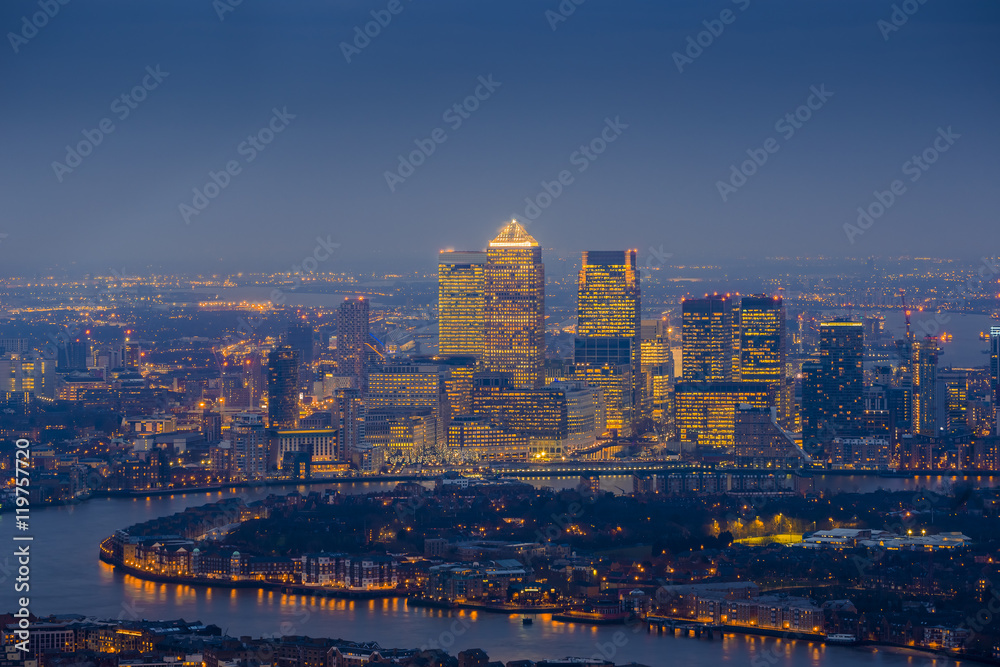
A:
[407,596,563,614]
[651,618,998,665]
[99,550,398,599]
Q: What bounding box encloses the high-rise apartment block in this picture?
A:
[267,345,300,430]
[336,297,370,388]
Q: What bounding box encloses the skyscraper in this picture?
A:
[267,345,300,429]
[367,361,450,446]
[911,336,939,436]
[575,250,640,432]
[287,322,315,367]
[336,297,370,388]
[674,381,773,449]
[438,251,486,357]
[229,412,267,481]
[992,326,1000,435]
[801,358,823,441]
[807,321,864,442]
[739,295,787,423]
[681,295,735,383]
[939,369,968,436]
[333,387,365,460]
[739,296,785,384]
[483,220,545,389]
[640,318,673,423]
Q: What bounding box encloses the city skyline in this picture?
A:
[4,3,1000,665]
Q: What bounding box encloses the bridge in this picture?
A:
[646,616,721,638]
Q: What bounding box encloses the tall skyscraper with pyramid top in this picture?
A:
[483,220,545,389]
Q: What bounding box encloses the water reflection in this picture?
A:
[14,477,993,664]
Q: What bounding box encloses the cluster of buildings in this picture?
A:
[0,615,623,667]
[799,528,971,552]
[1,228,999,491]
[657,582,824,634]
[100,499,398,591]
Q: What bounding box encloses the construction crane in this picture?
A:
[896,290,914,367]
[899,289,913,340]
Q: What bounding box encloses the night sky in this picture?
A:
[2,0,998,275]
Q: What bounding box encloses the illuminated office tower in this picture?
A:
[739,295,787,422]
[336,297,370,388]
[363,408,438,463]
[367,362,450,446]
[551,380,605,450]
[641,318,672,368]
[992,327,1000,435]
[575,250,640,432]
[483,220,545,389]
[229,412,267,480]
[641,318,672,423]
[438,251,486,357]
[673,381,772,450]
[739,296,785,384]
[495,386,568,459]
[447,416,528,461]
[267,345,300,429]
[681,294,735,383]
[571,363,630,435]
[433,355,478,419]
[910,336,939,436]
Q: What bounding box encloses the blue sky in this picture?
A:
[1,0,998,275]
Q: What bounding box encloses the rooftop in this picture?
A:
[489,220,538,248]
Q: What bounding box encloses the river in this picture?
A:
[6,476,993,665]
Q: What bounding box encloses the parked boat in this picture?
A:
[826,633,858,645]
